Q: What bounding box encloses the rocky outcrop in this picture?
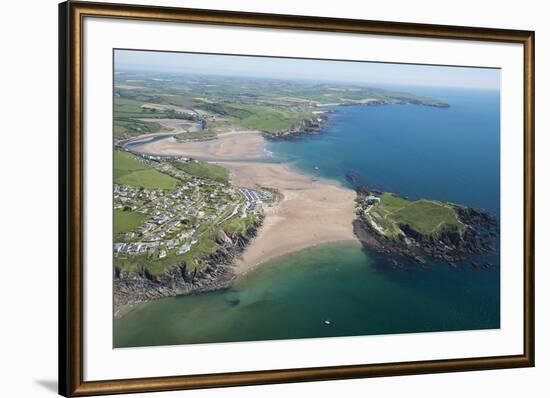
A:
[264,113,330,140]
[352,219,427,265]
[389,96,450,108]
[399,221,495,263]
[353,205,498,266]
[114,222,261,315]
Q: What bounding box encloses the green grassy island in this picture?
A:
[354,191,498,265]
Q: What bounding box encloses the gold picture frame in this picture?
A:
[59,1,535,396]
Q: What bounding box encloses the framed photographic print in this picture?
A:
[59,1,535,396]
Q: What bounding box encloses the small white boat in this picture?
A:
[324,320,331,325]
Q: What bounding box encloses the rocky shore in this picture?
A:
[114,222,261,316]
[264,112,330,140]
[353,200,498,267]
[265,95,449,141]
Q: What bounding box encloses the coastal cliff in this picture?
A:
[114,221,261,315]
[263,113,330,140]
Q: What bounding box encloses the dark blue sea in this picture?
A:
[268,86,500,214]
[114,86,501,347]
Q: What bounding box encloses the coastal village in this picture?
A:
[113,151,274,272]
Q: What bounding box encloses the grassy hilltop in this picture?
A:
[360,192,465,239]
[169,159,229,183]
[354,191,498,264]
[114,151,179,190]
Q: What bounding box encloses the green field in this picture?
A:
[114,151,179,190]
[192,101,314,134]
[114,119,163,138]
[378,192,410,213]
[391,200,464,235]
[370,193,464,237]
[226,104,314,133]
[114,98,171,119]
[114,98,148,114]
[170,160,229,183]
[113,95,192,138]
[174,130,217,141]
[114,209,148,236]
[221,214,259,236]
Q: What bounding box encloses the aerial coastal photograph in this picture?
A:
[113,49,501,348]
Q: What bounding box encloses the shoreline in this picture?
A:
[128,129,360,275]
[128,129,268,161]
[218,160,359,275]
[233,238,361,277]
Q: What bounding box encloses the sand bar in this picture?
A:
[131,130,267,161]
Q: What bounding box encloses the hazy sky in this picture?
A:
[115,49,500,90]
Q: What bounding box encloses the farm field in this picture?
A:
[114,209,148,236]
[367,193,464,238]
[170,159,229,183]
[114,151,179,190]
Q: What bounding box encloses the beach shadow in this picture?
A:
[35,379,58,394]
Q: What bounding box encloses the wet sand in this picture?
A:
[133,129,359,273]
[130,130,267,161]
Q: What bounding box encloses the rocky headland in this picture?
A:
[263,112,330,140]
[114,220,262,316]
[352,189,499,267]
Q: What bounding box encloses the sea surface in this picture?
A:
[269,86,500,213]
[114,86,501,348]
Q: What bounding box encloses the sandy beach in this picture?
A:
[132,129,359,273]
[224,161,359,274]
[130,130,267,161]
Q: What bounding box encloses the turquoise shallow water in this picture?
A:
[114,85,500,348]
[115,242,499,347]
